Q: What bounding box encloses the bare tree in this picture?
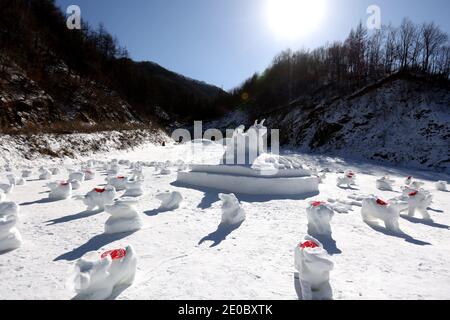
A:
[421,22,449,73]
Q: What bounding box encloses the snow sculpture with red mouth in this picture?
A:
[83,186,117,211]
[73,246,137,300]
[294,236,334,300]
[0,201,22,252]
[106,176,128,191]
[48,181,72,200]
[219,193,246,225]
[307,201,334,237]
[337,171,356,188]
[177,120,319,196]
[104,198,143,234]
[361,197,408,232]
[156,191,183,211]
[376,176,395,191]
[406,190,433,220]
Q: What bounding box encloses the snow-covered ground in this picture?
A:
[0,141,449,300]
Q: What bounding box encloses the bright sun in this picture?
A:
[266,0,326,40]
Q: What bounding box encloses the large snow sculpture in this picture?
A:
[156,191,183,211]
[177,120,319,196]
[219,193,246,225]
[106,176,128,191]
[49,182,72,200]
[435,181,448,191]
[294,236,333,300]
[306,201,334,237]
[83,186,117,211]
[376,176,395,191]
[73,246,137,300]
[406,189,432,220]
[361,197,408,232]
[123,180,144,197]
[0,201,22,252]
[104,199,143,234]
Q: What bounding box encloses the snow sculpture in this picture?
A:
[104,199,143,234]
[106,176,128,191]
[219,193,246,225]
[406,189,432,220]
[0,183,14,194]
[106,164,120,176]
[48,182,72,200]
[306,201,334,237]
[50,168,60,175]
[294,236,333,300]
[0,201,22,252]
[73,246,137,300]
[39,169,52,180]
[70,179,82,190]
[156,191,183,211]
[376,176,395,191]
[410,181,425,189]
[21,170,32,178]
[435,181,448,191]
[405,176,413,186]
[7,174,25,186]
[83,186,117,211]
[83,170,96,181]
[69,172,85,183]
[131,166,144,182]
[336,171,356,188]
[177,120,319,196]
[361,197,408,232]
[123,180,144,197]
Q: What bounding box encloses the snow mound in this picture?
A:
[0,201,22,252]
[219,193,246,226]
[156,191,183,211]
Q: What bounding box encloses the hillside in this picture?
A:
[0,0,226,133]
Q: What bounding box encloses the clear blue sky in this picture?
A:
[56,0,450,91]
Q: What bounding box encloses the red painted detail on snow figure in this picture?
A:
[95,188,106,193]
[376,199,388,206]
[409,191,418,197]
[311,201,324,207]
[101,249,126,260]
[60,182,69,186]
[300,241,319,250]
[117,176,126,179]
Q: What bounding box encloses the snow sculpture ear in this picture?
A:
[254,120,258,126]
[260,119,266,126]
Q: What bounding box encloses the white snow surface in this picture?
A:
[0,140,449,300]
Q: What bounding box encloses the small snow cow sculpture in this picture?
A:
[7,174,25,186]
[406,190,433,220]
[219,193,246,225]
[69,171,85,183]
[123,180,144,197]
[337,171,356,188]
[156,191,183,211]
[83,170,96,181]
[376,176,395,191]
[104,198,143,234]
[39,169,52,180]
[0,201,22,252]
[294,236,334,300]
[21,170,32,178]
[435,181,448,191]
[361,197,408,233]
[106,176,128,191]
[73,246,137,300]
[49,182,72,200]
[306,201,334,237]
[83,186,117,211]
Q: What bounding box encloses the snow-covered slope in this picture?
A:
[0,142,449,300]
[265,76,450,172]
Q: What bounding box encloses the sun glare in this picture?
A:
[266,0,326,40]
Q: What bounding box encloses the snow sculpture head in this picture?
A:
[0,201,22,252]
[222,119,268,166]
[306,201,334,237]
[219,193,246,225]
[294,235,334,300]
[49,181,72,200]
[361,197,408,233]
[156,191,183,211]
[104,198,143,234]
[83,186,117,211]
[73,245,137,300]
